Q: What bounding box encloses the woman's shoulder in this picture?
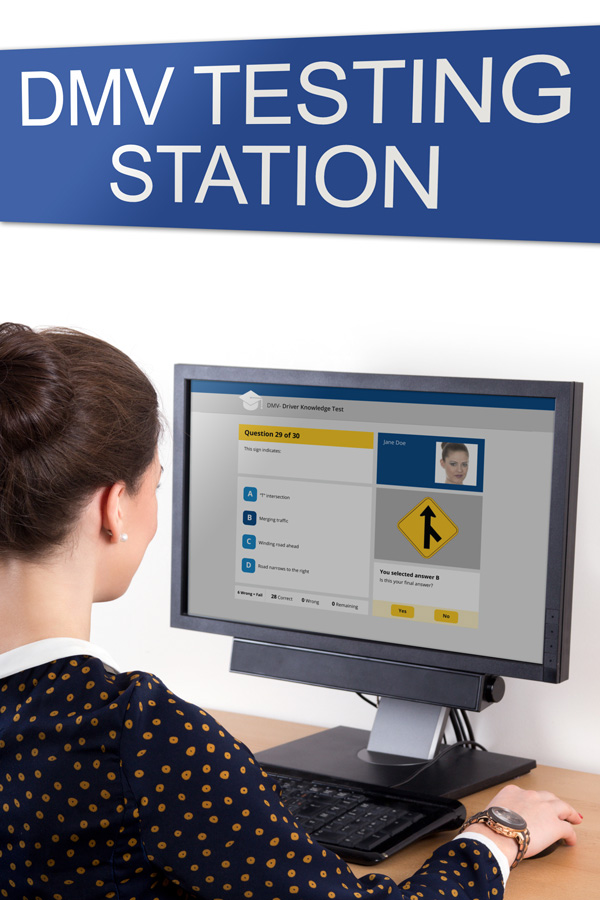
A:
[117,668,236,741]
[1,652,207,731]
[96,663,234,751]
[2,652,256,791]
[78,659,220,734]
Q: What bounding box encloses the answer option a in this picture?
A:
[397,497,458,559]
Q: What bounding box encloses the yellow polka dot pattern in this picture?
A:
[0,656,504,899]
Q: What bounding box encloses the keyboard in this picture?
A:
[267,767,466,864]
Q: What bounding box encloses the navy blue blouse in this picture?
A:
[0,654,505,899]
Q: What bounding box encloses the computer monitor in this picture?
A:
[171,366,582,798]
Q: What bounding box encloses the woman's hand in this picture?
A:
[469,783,582,864]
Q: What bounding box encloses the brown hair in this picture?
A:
[0,323,160,560]
[441,442,469,459]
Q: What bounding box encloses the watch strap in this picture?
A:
[459,809,530,869]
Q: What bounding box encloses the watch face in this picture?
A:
[489,806,527,830]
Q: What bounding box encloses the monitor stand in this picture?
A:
[256,697,535,799]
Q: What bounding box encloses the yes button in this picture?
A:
[391,605,414,619]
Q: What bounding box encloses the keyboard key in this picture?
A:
[269,767,465,864]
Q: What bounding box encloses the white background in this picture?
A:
[2,2,599,776]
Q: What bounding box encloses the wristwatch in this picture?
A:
[459,806,530,868]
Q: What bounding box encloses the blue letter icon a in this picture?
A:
[243,510,257,526]
[244,486,258,502]
[242,558,256,573]
[243,534,256,550]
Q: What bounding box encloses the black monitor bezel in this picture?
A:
[171,365,582,686]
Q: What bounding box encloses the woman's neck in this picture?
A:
[0,555,94,654]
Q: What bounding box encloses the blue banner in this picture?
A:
[190,381,556,411]
[0,26,598,241]
[377,434,486,493]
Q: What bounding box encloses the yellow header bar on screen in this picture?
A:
[239,425,373,449]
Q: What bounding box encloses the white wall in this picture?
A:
[3,2,599,776]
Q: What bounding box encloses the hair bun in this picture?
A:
[0,322,74,455]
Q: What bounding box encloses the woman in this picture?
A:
[0,323,581,900]
[440,442,470,485]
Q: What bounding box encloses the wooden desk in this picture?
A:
[209,709,600,897]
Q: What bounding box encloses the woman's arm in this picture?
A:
[119,676,506,900]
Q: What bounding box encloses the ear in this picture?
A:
[101,482,127,544]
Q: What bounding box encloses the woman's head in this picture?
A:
[440,442,469,485]
[0,323,161,561]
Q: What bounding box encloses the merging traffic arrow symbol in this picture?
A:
[398,497,458,558]
[420,505,441,550]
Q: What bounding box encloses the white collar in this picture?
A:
[0,638,121,679]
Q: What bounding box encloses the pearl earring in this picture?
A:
[120,533,129,542]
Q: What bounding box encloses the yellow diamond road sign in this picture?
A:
[397,497,458,559]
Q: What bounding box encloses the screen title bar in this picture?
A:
[191,380,556,410]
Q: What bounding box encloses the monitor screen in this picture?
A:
[171,367,581,688]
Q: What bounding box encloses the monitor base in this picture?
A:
[256,725,535,799]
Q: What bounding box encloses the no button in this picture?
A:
[434,609,459,624]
